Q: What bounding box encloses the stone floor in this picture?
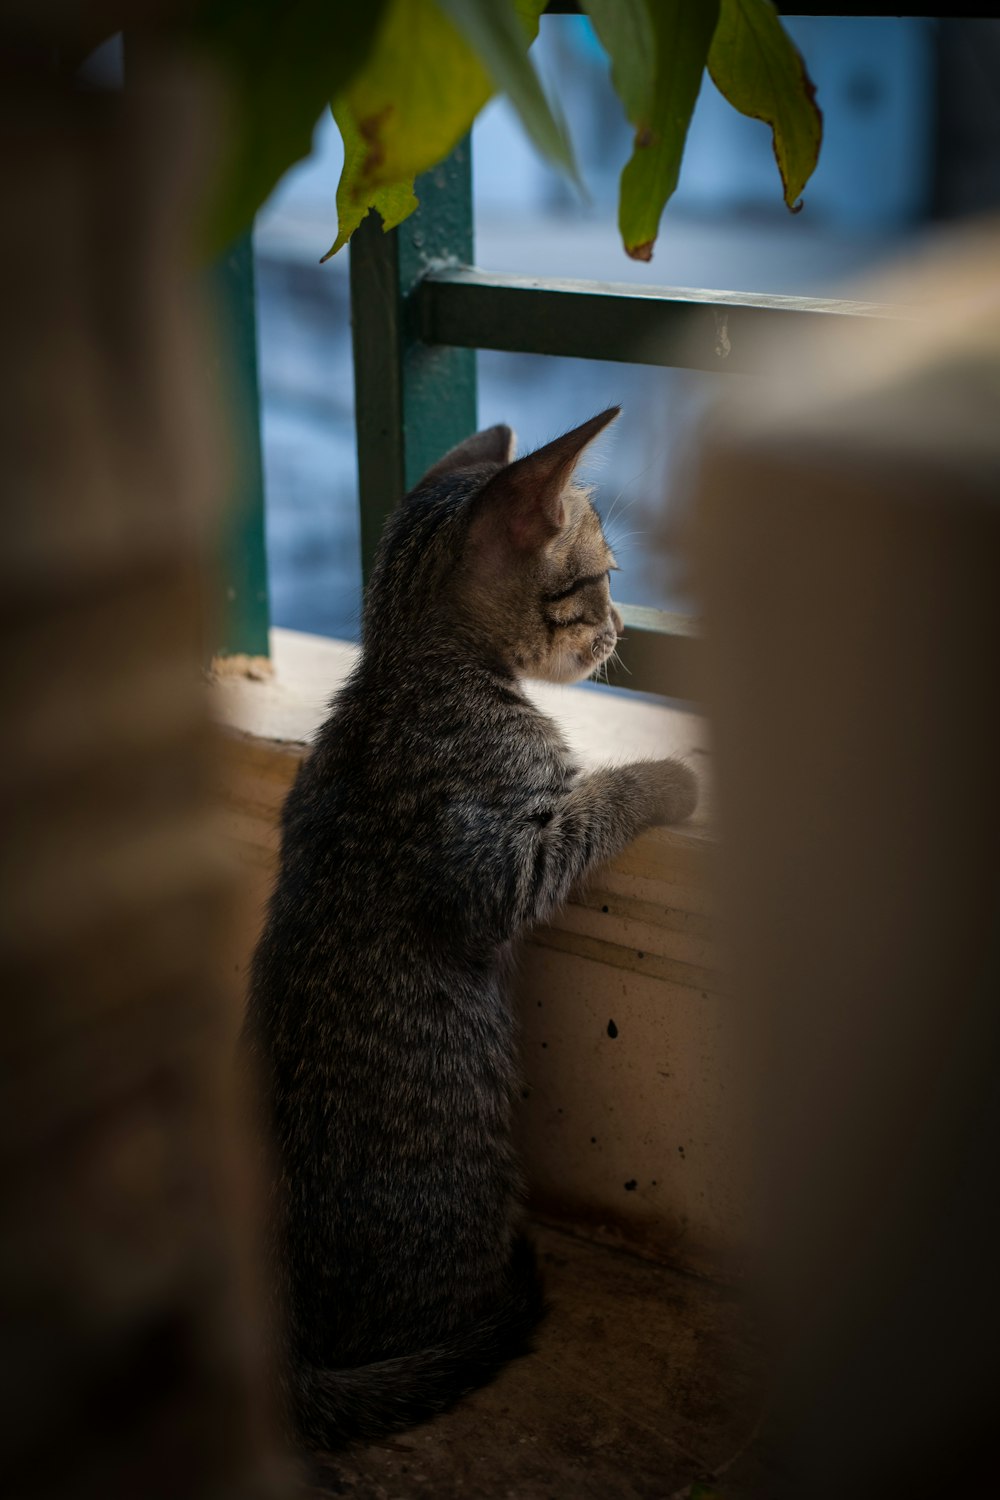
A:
[301,1223,770,1500]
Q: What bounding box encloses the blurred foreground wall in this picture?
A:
[695,226,1000,1497]
[0,36,286,1500]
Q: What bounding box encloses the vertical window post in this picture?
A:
[212,230,271,658]
[350,141,477,585]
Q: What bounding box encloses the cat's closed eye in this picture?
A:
[544,571,611,605]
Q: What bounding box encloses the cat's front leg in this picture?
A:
[524,758,698,924]
[642,757,701,828]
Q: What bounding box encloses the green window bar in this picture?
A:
[349,143,477,586]
[212,231,271,659]
[417,270,901,374]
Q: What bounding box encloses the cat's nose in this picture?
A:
[610,604,623,637]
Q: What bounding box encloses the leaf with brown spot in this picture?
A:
[327,0,554,257]
[322,99,418,262]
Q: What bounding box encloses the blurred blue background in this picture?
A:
[252,16,997,642]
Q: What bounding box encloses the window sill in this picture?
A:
[212,626,715,983]
[214,627,711,808]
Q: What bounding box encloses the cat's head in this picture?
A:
[366,408,623,685]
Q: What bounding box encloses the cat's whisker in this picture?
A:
[610,646,631,678]
[603,484,639,532]
[605,526,645,550]
[603,454,663,530]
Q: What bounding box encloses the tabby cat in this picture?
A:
[245,407,698,1448]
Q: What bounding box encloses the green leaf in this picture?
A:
[328,0,549,256]
[599,0,720,262]
[708,0,822,212]
[322,100,419,262]
[581,0,655,124]
[341,0,493,195]
[438,0,578,183]
[182,2,389,257]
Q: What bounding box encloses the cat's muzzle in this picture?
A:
[590,622,619,666]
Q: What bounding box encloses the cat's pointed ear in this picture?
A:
[418,424,517,487]
[479,406,620,551]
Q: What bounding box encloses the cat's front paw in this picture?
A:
[649,758,699,826]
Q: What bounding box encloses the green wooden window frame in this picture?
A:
[219,6,939,696]
[212,232,271,660]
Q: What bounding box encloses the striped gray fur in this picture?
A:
[244,409,697,1449]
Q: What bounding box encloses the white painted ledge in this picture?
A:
[212,627,713,839]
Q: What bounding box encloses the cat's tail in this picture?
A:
[290,1235,546,1450]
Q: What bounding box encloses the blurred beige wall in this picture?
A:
[0,32,289,1500]
[694,223,1000,1498]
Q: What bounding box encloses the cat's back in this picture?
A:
[253,653,572,1002]
[289,654,570,860]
